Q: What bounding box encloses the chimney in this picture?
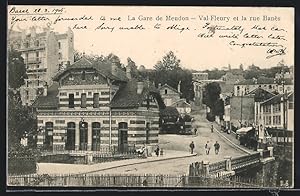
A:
[178,80,181,93]
[126,65,132,80]
[43,83,48,96]
[111,59,118,76]
[137,81,144,94]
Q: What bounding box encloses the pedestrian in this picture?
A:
[194,128,198,135]
[211,125,214,133]
[205,141,211,155]
[214,141,220,155]
[189,141,195,154]
[155,145,160,157]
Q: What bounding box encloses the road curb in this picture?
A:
[212,123,252,155]
[77,153,198,175]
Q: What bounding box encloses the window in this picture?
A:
[66,122,75,150]
[273,115,281,125]
[69,75,74,81]
[69,94,74,108]
[81,93,87,108]
[79,121,88,150]
[35,40,39,47]
[88,92,92,96]
[93,93,99,108]
[94,74,99,80]
[263,105,271,113]
[82,71,86,80]
[288,102,294,109]
[273,103,281,113]
[265,116,272,125]
[269,85,272,89]
[25,41,29,48]
[165,89,168,94]
[58,52,62,60]
[146,122,150,144]
[58,42,61,49]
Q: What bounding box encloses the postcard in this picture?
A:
[7,5,294,189]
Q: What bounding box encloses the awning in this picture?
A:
[236,127,253,134]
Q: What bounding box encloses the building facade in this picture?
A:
[259,92,294,131]
[33,57,162,152]
[9,26,74,106]
[171,99,192,115]
[158,83,181,106]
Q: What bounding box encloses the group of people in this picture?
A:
[189,140,221,155]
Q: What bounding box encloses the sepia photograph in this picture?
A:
[6,5,294,189]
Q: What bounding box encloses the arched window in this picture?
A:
[44,122,53,151]
[66,122,75,150]
[92,122,101,151]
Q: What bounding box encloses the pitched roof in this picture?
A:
[246,87,275,102]
[235,77,275,85]
[53,57,128,82]
[261,91,294,105]
[171,99,191,108]
[159,84,180,94]
[110,79,163,109]
[32,82,59,109]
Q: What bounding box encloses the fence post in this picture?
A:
[257,149,263,158]
[85,152,93,165]
[224,156,232,171]
[203,161,210,177]
[267,146,274,157]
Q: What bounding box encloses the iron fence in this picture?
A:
[7,174,261,188]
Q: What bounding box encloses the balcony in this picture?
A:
[27,67,47,74]
[25,57,43,65]
[19,44,46,52]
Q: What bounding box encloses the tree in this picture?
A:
[8,49,27,89]
[154,51,181,71]
[202,82,224,121]
[8,90,37,148]
[105,53,123,69]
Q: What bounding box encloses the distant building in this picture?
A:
[233,77,277,96]
[158,83,181,106]
[32,57,163,152]
[230,96,255,129]
[171,99,192,115]
[9,26,74,106]
[192,72,208,81]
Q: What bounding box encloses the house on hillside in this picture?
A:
[158,83,181,106]
[32,57,165,153]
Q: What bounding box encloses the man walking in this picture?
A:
[205,141,211,155]
[214,141,220,155]
[189,141,195,154]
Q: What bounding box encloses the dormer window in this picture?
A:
[82,71,86,80]
[94,74,99,80]
[69,75,74,81]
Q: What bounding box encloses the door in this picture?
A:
[66,122,75,150]
[92,122,101,151]
[79,121,88,150]
[44,122,53,151]
[118,122,128,153]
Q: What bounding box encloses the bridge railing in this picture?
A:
[189,148,274,178]
[231,153,260,170]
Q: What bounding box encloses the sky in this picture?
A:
[7,6,294,70]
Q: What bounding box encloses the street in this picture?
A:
[89,109,246,175]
